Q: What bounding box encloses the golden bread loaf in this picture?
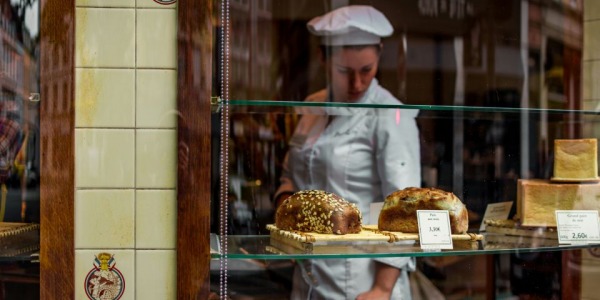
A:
[553,138,598,180]
[378,187,469,234]
[517,179,600,227]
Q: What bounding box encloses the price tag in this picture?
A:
[479,201,513,231]
[417,210,453,250]
[555,210,600,244]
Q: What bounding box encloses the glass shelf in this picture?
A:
[210,235,599,260]
[224,100,600,116]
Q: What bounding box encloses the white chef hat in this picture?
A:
[307,5,394,46]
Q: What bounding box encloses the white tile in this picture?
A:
[75,189,135,248]
[76,129,135,188]
[136,130,177,188]
[76,68,135,128]
[136,250,176,300]
[136,190,176,249]
[137,0,177,8]
[76,8,135,67]
[136,70,177,128]
[136,9,177,68]
[584,20,600,61]
[77,0,135,7]
[76,250,134,300]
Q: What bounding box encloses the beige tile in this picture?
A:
[76,68,135,128]
[136,250,176,300]
[137,0,177,8]
[75,190,135,248]
[76,8,135,67]
[76,249,134,300]
[585,0,600,21]
[136,130,177,188]
[136,190,176,249]
[76,129,135,188]
[584,20,600,61]
[136,9,177,68]
[136,70,177,128]
[77,0,135,7]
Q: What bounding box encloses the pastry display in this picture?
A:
[516,179,600,227]
[552,138,598,181]
[275,190,362,234]
[378,187,469,234]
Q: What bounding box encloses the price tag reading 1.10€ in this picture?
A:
[555,210,600,244]
[417,210,453,250]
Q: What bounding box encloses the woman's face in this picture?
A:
[325,45,380,103]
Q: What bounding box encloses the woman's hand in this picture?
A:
[355,262,400,300]
[355,287,392,300]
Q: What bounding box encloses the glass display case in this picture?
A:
[209,0,600,299]
[0,0,41,297]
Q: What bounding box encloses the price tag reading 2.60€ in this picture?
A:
[555,210,600,244]
[417,210,453,250]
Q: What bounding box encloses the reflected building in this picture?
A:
[0,0,39,222]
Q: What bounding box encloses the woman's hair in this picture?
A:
[319,44,382,60]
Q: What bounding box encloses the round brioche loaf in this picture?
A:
[378,187,468,234]
[275,190,362,234]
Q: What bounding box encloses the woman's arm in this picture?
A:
[274,152,296,208]
[355,262,400,300]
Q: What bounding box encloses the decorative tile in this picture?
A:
[76,129,135,188]
[75,189,135,248]
[584,20,600,61]
[76,68,135,128]
[76,8,135,67]
[136,130,176,188]
[136,9,177,68]
[76,0,135,7]
[136,70,177,128]
[76,249,134,300]
[136,0,177,9]
[136,250,176,300]
[136,190,176,249]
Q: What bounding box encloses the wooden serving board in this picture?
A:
[0,222,40,257]
[267,224,483,253]
[483,219,558,239]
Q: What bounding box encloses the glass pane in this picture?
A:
[213,0,593,299]
[0,0,40,258]
[0,1,40,298]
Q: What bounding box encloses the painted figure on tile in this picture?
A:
[84,252,126,300]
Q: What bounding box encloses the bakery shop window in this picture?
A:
[212,0,585,235]
[211,0,588,298]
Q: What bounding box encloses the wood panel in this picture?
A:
[40,0,75,298]
[177,0,213,298]
[562,250,581,299]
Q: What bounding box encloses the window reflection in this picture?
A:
[0,0,39,223]
[215,0,584,233]
[212,1,590,299]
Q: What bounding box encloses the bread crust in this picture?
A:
[378,187,469,234]
[275,190,362,234]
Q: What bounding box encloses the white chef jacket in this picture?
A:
[276,79,421,300]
